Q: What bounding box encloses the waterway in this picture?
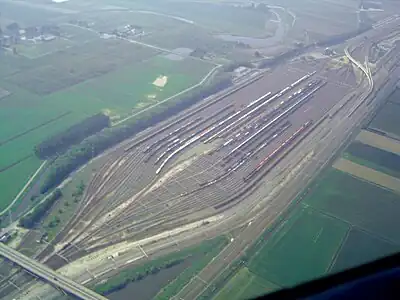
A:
[215,9,287,48]
[108,259,192,300]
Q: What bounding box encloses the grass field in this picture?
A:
[331,228,399,273]
[0,36,213,214]
[304,169,400,244]
[15,38,76,59]
[0,156,41,212]
[213,165,400,299]
[48,55,213,118]
[334,158,400,194]
[248,205,349,287]
[7,40,160,95]
[386,88,400,104]
[369,102,400,138]
[214,267,279,300]
[344,141,400,178]
[154,2,272,37]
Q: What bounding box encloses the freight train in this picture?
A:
[243,120,313,182]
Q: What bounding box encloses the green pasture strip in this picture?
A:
[344,141,400,178]
[304,168,400,244]
[0,156,41,212]
[0,112,83,169]
[331,228,399,273]
[0,82,86,142]
[214,267,279,300]
[41,55,212,121]
[386,88,400,104]
[248,205,348,287]
[369,102,400,138]
[343,152,400,180]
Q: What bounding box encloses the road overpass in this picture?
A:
[0,243,107,300]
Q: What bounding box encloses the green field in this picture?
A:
[7,40,160,95]
[46,55,213,118]
[214,267,279,300]
[386,88,400,104]
[213,166,400,299]
[0,156,41,213]
[369,102,400,138]
[1,0,271,214]
[344,141,400,178]
[248,205,349,287]
[0,39,213,214]
[153,2,273,37]
[15,38,75,59]
[304,169,400,244]
[331,229,399,273]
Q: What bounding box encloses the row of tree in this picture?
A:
[95,258,184,295]
[34,113,110,159]
[19,189,62,229]
[40,77,232,194]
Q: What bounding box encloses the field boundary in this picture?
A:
[0,155,33,174]
[355,130,400,154]
[0,111,71,147]
[0,160,47,217]
[326,226,352,272]
[333,158,400,193]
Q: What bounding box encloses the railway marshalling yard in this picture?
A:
[6,15,400,300]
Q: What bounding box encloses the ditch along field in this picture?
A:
[213,167,400,299]
[0,31,214,216]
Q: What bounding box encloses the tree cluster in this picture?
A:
[19,189,62,229]
[96,258,184,295]
[34,113,110,159]
[40,77,232,194]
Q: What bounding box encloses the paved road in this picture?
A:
[0,243,107,300]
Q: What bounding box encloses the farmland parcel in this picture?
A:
[369,102,400,139]
[216,166,400,299]
[343,142,400,179]
[248,205,349,286]
[0,34,213,215]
